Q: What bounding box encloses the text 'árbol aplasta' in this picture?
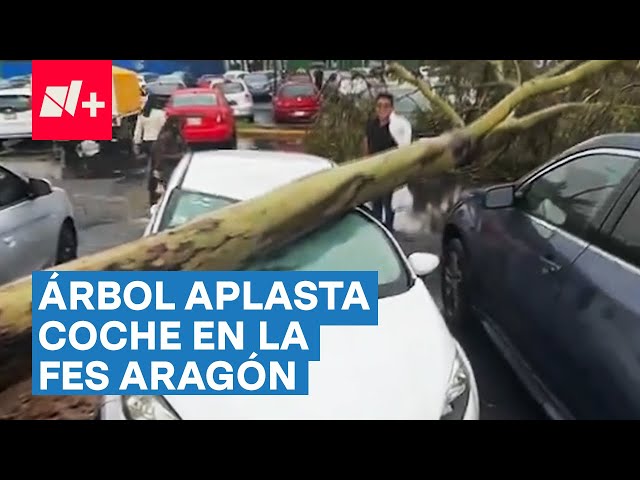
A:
[31,270,379,396]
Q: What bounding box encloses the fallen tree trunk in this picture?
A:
[0,134,465,392]
[0,59,625,394]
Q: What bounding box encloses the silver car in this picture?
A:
[0,165,77,285]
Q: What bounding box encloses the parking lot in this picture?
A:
[0,124,545,418]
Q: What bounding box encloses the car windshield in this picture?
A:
[222,82,244,94]
[245,74,269,84]
[158,190,410,298]
[143,73,159,82]
[281,84,316,97]
[171,93,218,107]
[157,75,182,83]
[392,89,429,113]
[0,94,30,112]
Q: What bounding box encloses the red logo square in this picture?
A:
[32,60,113,141]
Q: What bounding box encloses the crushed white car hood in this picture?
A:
[165,282,456,419]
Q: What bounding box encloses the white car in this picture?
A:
[0,164,77,285]
[0,88,32,141]
[223,70,249,81]
[218,79,254,122]
[101,150,479,420]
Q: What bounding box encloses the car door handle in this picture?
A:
[2,236,16,248]
[540,254,561,274]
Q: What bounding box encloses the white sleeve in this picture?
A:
[390,114,413,147]
[133,116,144,144]
[397,116,413,146]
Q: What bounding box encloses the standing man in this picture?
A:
[363,92,413,231]
[313,68,324,92]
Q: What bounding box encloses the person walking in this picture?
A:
[148,116,188,207]
[363,92,413,231]
[134,94,167,160]
[313,68,324,92]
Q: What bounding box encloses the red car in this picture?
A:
[165,88,236,148]
[273,82,321,123]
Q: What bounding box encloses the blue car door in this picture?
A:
[546,170,640,419]
[482,150,640,405]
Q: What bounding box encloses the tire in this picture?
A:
[228,132,238,150]
[441,236,472,328]
[55,222,78,265]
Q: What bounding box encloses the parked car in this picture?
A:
[138,72,159,84]
[100,149,480,420]
[197,74,222,88]
[244,71,275,100]
[165,88,236,149]
[273,82,321,124]
[147,77,187,99]
[442,133,640,420]
[223,70,249,81]
[0,88,32,142]
[219,79,254,122]
[0,164,77,285]
[286,72,313,84]
[4,75,31,89]
[168,71,198,88]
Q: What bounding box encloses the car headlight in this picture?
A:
[440,350,471,420]
[122,395,181,420]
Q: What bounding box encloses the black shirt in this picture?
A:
[366,118,397,154]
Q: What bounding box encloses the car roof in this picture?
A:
[517,133,640,185]
[280,81,315,88]
[172,88,215,95]
[179,150,334,200]
[560,133,640,156]
[0,87,31,96]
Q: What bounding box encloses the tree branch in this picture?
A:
[467,60,623,138]
[513,60,522,85]
[539,60,581,78]
[489,103,606,136]
[474,80,518,89]
[489,60,505,81]
[387,62,465,127]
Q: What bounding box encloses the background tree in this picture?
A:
[305,60,640,188]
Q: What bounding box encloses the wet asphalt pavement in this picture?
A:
[0,100,545,420]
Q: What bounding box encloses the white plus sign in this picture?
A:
[81,92,105,117]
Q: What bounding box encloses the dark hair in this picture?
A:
[163,115,182,131]
[375,92,394,106]
[142,94,163,117]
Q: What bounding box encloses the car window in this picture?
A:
[222,82,245,94]
[280,85,316,97]
[158,191,409,297]
[159,190,234,231]
[0,167,29,208]
[245,74,269,84]
[608,191,640,268]
[519,153,640,239]
[244,211,410,298]
[393,90,429,113]
[171,93,218,107]
[0,94,31,113]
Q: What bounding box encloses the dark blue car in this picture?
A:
[441,133,640,420]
